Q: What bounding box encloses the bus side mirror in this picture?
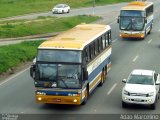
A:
[117,18,119,23]
[30,65,36,79]
[83,69,88,81]
[145,19,147,23]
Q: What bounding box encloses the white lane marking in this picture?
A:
[112,39,118,43]
[107,83,117,95]
[109,19,117,25]
[0,67,30,86]
[148,39,152,44]
[132,55,139,62]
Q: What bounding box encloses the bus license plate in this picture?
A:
[53,98,61,102]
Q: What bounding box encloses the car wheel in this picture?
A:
[67,9,70,13]
[150,102,156,110]
[122,101,127,108]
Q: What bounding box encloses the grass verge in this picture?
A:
[0,40,43,74]
[0,15,101,38]
[0,0,131,18]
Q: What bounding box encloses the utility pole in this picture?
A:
[93,0,95,15]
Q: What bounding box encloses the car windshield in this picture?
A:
[55,4,64,8]
[127,75,154,85]
[120,16,145,31]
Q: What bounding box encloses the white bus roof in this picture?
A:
[121,1,153,11]
[39,24,111,50]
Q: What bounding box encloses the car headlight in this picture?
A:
[147,92,154,97]
[123,90,130,96]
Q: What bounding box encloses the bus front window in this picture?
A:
[35,49,82,88]
[120,17,145,31]
[36,64,81,88]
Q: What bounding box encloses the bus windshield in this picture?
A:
[35,49,82,88]
[35,63,82,88]
[37,49,81,63]
[120,16,145,31]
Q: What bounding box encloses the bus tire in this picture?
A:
[142,30,146,40]
[148,25,152,34]
[81,87,89,105]
[99,68,106,86]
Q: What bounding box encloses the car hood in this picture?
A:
[53,8,63,10]
[123,84,155,93]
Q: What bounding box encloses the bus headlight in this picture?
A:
[38,97,42,101]
[73,99,78,103]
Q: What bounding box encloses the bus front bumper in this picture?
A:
[36,95,81,105]
[120,33,145,38]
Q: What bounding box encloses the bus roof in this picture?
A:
[121,1,153,11]
[39,24,111,50]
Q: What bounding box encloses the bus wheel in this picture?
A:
[148,25,152,34]
[81,88,88,105]
[142,30,146,40]
[99,69,105,86]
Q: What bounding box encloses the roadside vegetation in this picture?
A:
[0,40,43,74]
[0,0,131,18]
[0,15,100,38]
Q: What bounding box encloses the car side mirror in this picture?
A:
[122,79,127,83]
[156,80,160,85]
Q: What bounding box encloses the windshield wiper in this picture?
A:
[57,77,69,88]
[125,20,132,30]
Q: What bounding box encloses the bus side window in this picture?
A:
[98,38,102,52]
[102,36,106,49]
[90,43,95,59]
[95,40,99,55]
[105,33,108,47]
[108,31,111,45]
[85,47,90,63]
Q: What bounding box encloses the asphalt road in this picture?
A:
[0,0,160,120]
[0,3,127,21]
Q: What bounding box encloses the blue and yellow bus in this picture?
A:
[117,0,153,39]
[30,23,112,105]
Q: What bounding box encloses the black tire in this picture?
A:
[150,102,156,110]
[148,25,152,34]
[142,30,146,40]
[67,9,70,13]
[81,88,88,105]
[122,101,127,108]
[99,69,106,86]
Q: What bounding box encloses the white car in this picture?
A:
[52,4,70,14]
[122,69,160,109]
